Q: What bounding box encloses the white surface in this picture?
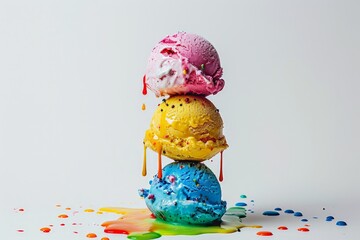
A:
[0,0,359,239]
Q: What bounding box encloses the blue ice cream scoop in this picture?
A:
[139,161,226,225]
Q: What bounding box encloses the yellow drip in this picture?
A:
[142,145,147,176]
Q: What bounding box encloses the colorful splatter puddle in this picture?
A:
[14,195,349,239]
[100,206,254,239]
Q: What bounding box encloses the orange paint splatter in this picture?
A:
[142,103,146,111]
[40,227,51,233]
[65,207,71,210]
[101,237,110,240]
[58,214,69,218]
[86,233,97,238]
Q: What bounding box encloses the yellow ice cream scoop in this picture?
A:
[144,95,228,162]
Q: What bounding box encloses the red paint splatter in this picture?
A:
[278,226,288,230]
[17,229,24,233]
[104,229,129,234]
[298,227,310,232]
[142,75,147,95]
[257,231,273,236]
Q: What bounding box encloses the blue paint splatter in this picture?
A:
[336,221,347,226]
[326,216,334,221]
[235,202,247,207]
[294,212,303,217]
[284,209,294,214]
[274,207,282,211]
[263,211,280,216]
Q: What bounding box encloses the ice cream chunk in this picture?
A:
[140,161,227,225]
[144,95,228,161]
[145,32,225,96]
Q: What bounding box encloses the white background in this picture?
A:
[1,0,359,239]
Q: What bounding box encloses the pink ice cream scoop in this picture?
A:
[144,32,225,97]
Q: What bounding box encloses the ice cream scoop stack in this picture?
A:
[141,32,228,225]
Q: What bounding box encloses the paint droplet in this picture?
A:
[65,207,71,210]
[298,227,310,232]
[294,212,303,217]
[40,227,51,233]
[84,209,95,212]
[235,202,247,206]
[219,151,224,182]
[257,231,273,236]
[86,233,97,238]
[284,209,294,214]
[18,208,25,212]
[274,207,282,211]
[263,210,280,216]
[142,75,147,95]
[141,103,146,111]
[60,223,65,226]
[326,216,334,221]
[17,229,24,233]
[301,219,308,222]
[240,194,247,198]
[101,238,110,240]
[97,211,103,214]
[58,214,69,218]
[278,226,288,230]
[56,204,61,207]
[336,221,347,226]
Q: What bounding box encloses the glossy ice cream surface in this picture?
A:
[144,95,228,161]
[145,32,225,97]
[139,161,227,225]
